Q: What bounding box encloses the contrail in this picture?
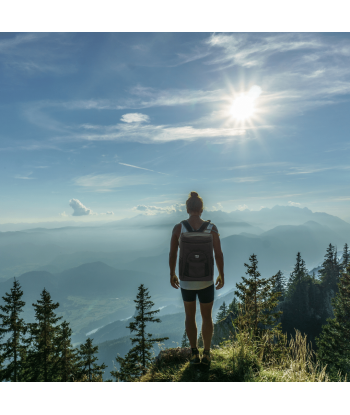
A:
[119,162,171,175]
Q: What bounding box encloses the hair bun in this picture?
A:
[190,191,199,198]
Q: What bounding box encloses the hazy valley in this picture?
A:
[1,205,349,379]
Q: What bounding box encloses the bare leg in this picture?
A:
[183,301,197,348]
[200,301,214,350]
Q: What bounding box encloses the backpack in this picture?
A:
[178,220,214,282]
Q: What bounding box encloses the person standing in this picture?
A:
[169,191,224,365]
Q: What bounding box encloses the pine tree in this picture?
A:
[228,297,239,315]
[55,321,80,382]
[316,264,350,378]
[27,288,62,382]
[342,243,350,272]
[288,252,308,288]
[77,337,106,382]
[0,278,28,382]
[234,254,282,337]
[181,329,190,347]
[318,244,341,293]
[283,253,312,338]
[273,270,286,302]
[113,284,169,381]
[216,301,228,322]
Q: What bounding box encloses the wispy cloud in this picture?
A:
[14,172,34,180]
[60,86,224,111]
[58,122,246,144]
[205,33,323,69]
[204,33,350,114]
[0,33,78,75]
[73,173,156,192]
[286,165,350,175]
[223,177,262,183]
[228,162,289,170]
[286,167,334,175]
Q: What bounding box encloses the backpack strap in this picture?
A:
[197,220,211,233]
[181,219,211,233]
[181,220,194,232]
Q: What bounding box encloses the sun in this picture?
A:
[230,86,262,121]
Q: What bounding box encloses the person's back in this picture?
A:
[169,191,224,365]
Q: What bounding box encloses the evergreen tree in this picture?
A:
[316,264,350,378]
[282,253,327,345]
[181,329,189,347]
[228,297,239,315]
[283,253,312,338]
[273,270,286,302]
[318,243,341,293]
[55,321,80,382]
[0,278,28,382]
[342,243,350,272]
[288,252,308,288]
[234,254,282,337]
[27,288,62,382]
[77,337,106,382]
[113,284,169,381]
[216,301,228,322]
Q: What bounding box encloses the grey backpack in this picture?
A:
[179,220,214,282]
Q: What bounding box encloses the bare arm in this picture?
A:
[212,225,224,289]
[169,224,181,289]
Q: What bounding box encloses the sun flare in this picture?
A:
[230,85,262,121]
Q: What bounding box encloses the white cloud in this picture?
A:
[288,201,301,207]
[133,203,185,215]
[209,202,224,211]
[69,199,92,216]
[59,211,68,217]
[121,113,150,123]
[100,211,114,216]
[70,123,246,144]
[237,204,249,211]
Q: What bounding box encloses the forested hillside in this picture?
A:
[1,240,349,382]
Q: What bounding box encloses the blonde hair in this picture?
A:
[186,191,204,213]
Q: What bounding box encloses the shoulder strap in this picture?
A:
[197,220,211,233]
[181,220,194,232]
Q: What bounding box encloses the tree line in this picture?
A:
[213,242,350,380]
[1,242,349,381]
[0,281,167,382]
[0,283,107,382]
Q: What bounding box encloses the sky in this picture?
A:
[1,32,350,224]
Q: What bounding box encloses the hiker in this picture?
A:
[169,191,224,366]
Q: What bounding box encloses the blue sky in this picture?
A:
[1,32,350,223]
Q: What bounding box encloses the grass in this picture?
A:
[140,330,344,382]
